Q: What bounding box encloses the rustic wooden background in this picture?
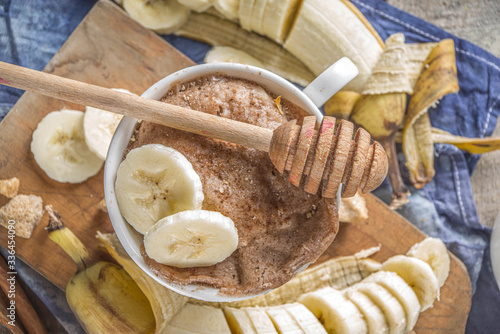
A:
[386,0,500,228]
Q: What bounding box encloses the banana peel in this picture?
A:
[350,33,411,207]
[403,39,459,189]
[45,206,155,334]
[97,232,189,334]
[176,12,315,86]
[324,91,361,121]
[395,127,500,154]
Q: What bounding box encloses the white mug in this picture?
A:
[104,58,358,302]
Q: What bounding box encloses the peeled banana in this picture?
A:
[46,206,155,334]
[283,0,383,92]
[176,12,315,86]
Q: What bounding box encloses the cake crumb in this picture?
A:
[97,199,108,213]
[0,194,43,238]
[0,177,19,198]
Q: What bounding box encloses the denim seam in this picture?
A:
[480,91,500,138]
[449,153,469,226]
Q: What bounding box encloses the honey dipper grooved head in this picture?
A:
[269,117,388,198]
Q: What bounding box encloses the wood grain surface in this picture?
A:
[0,0,193,290]
[0,0,471,332]
[386,0,500,228]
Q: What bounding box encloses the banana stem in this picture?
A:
[380,137,410,210]
[45,205,89,272]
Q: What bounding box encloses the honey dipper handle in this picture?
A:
[0,61,274,152]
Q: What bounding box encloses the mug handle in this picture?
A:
[302,57,359,108]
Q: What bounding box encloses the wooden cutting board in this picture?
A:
[0,0,471,332]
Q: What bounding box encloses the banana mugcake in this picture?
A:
[116,74,339,296]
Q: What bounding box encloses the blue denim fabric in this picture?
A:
[1,0,499,332]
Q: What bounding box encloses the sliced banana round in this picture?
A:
[144,210,238,268]
[213,0,239,20]
[281,303,327,334]
[31,109,104,183]
[349,282,406,334]
[84,88,133,160]
[407,237,450,287]
[298,287,367,334]
[381,255,439,312]
[265,305,303,333]
[166,304,231,333]
[343,289,389,334]
[178,0,213,12]
[242,307,278,333]
[115,144,204,234]
[204,46,264,68]
[363,271,421,332]
[123,0,191,35]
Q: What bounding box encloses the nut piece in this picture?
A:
[0,177,20,198]
[0,195,43,238]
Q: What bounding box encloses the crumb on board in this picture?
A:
[0,177,20,198]
[338,192,368,223]
[0,194,43,238]
[97,198,108,213]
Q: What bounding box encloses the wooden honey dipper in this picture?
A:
[0,61,388,198]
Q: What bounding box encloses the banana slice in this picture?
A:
[363,271,421,332]
[265,305,303,333]
[238,0,255,30]
[344,289,388,334]
[250,0,267,34]
[213,0,239,20]
[123,0,191,35]
[224,307,257,333]
[115,144,204,234]
[166,303,231,333]
[282,303,327,334]
[407,237,450,287]
[204,46,264,67]
[298,287,367,334]
[31,109,104,183]
[83,88,133,160]
[349,282,406,334]
[261,0,302,43]
[243,307,278,334]
[178,0,213,12]
[144,210,238,268]
[381,255,439,312]
[283,0,383,92]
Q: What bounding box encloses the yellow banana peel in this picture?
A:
[403,39,459,189]
[97,232,189,334]
[396,127,500,154]
[45,206,155,334]
[324,91,361,121]
[350,33,411,207]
